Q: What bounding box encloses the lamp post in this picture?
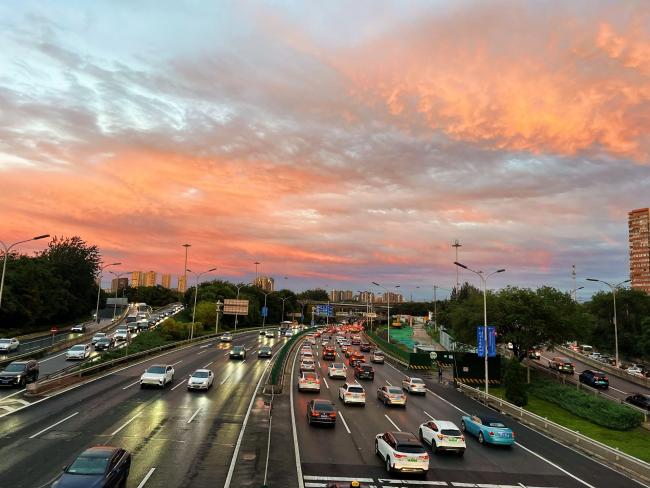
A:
[95,262,121,324]
[261,290,273,329]
[280,296,290,323]
[215,299,223,334]
[573,286,584,302]
[187,267,216,340]
[454,262,505,395]
[181,244,191,292]
[233,282,252,332]
[0,234,50,308]
[432,285,452,330]
[108,270,129,319]
[586,278,630,367]
[372,282,400,343]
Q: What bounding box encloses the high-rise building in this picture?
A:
[254,276,274,292]
[177,275,187,293]
[629,208,650,294]
[111,277,128,293]
[376,292,403,303]
[357,291,375,303]
[161,274,171,289]
[330,290,354,302]
[131,271,145,288]
[144,271,157,287]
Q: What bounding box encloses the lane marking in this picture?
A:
[0,388,26,401]
[136,467,156,488]
[289,340,305,488]
[384,414,401,431]
[202,361,213,368]
[385,380,392,386]
[29,411,79,439]
[170,379,187,391]
[609,386,629,394]
[199,344,210,348]
[423,410,435,420]
[338,411,351,434]
[111,412,142,436]
[122,379,140,390]
[322,377,329,389]
[39,351,67,363]
[224,352,229,357]
[170,360,183,366]
[220,373,232,385]
[187,407,202,424]
[197,350,207,355]
[223,360,270,487]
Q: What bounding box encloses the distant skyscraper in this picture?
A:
[254,276,274,292]
[629,208,650,294]
[131,271,145,288]
[330,290,353,301]
[161,273,171,289]
[144,271,157,287]
[177,275,187,293]
[111,277,128,293]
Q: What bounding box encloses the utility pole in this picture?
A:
[182,244,191,293]
[452,240,462,295]
[572,264,577,301]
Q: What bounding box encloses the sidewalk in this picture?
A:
[411,324,446,351]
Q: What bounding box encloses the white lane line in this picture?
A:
[322,377,329,389]
[39,351,67,363]
[224,352,229,357]
[609,386,629,394]
[202,361,213,368]
[170,379,187,391]
[187,407,202,424]
[170,360,183,366]
[220,373,232,385]
[387,362,406,377]
[122,379,140,390]
[384,414,401,431]
[136,467,156,488]
[111,412,142,436]
[289,338,305,488]
[199,344,210,348]
[223,360,270,487]
[318,361,321,368]
[338,411,351,434]
[29,411,79,439]
[423,410,435,420]
[385,380,392,386]
[242,359,247,363]
[0,388,26,401]
[197,350,207,355]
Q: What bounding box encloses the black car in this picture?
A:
[578,370,609,389]
[307,399,337,426]
[354,363,375,380]
[0,360,39,387]
[94,338,115,351]
[360,342,372,352]
[229,345,246,359]
[626,394,650,410]
[258,346,273,358]
[53,446,131,488]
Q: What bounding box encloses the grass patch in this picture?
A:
[488,386,650,462]
[366,330,411,362]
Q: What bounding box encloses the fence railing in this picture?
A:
[458,383,650,485]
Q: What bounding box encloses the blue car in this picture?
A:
[460,415,515,446]
[53,446,131,487]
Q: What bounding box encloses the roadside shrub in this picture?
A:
[159,318,190,341]
[503,358,528,406]
[529,378,643,430]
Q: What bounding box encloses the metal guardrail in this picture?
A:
[266,329,309,391]
[458,383,650,485]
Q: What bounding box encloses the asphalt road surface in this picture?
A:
[289,336,646,488]
[0,329,287,488]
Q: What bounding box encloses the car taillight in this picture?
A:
[316,379,320,384]
[311,412,320,417]
[489,431,495,436]
[329,412,337,418]
[394,453,407,459]
[512,432,515,438]
[421,454,429,460]
[460,435,465,441]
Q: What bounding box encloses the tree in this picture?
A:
[503,357,528,406]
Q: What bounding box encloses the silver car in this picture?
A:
[0,338,20,353]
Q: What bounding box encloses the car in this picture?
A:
[351,335,361,345]
[375,431,429,475]
[548,357,574,374]
[221,333,233,342]
[402,377,426,395]
[94,337,115,351]
[588,352,603,361]
[300,358,316,372]
[306,335,316,345]
[127,323,138,334]
[301,350,314,359]
[371,350,385,364]
[343,347,353,358]
[140,364,174,388]
[259,329,267,336]
[258,345,273,358]
[349,352,365,367]
[230,345,246,359]
[377,385,406,406]
[285,329,293,337]
[52,446,131,488]
[627,366,644,376]
[66,344,91,360]
[626,393,650,410]
[360,342,372,352]
[265,330,275,338]
[419,420,466,456]
[527,349,541,360]
[306,399,337,426]
[114,328,129,341]
[0,360,39,387]
[322,347,336,360]
[328,362,347,379]
[338,382,366,406]
[460,415,515,446]
[579,370,609,389]
[354,363,375,380]
[70,324,86,333]
[91,333,107,345]
[0,338,20,353]
[187,369,214,390]
[298,371,321,392]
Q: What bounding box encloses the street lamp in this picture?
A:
[454,261,505,395]
[108,270,129,319]
[261,290,274,329]
[586,278,630,367]
[215,299,223,334]
[433,285,453,330]
[280,296,290,323]
[187,267,217,340]
[371,282,400,343]
[95,262,122,324]
[0,234,50,308]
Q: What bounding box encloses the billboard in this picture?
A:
[477,326,497,358]
[107,298,128,306]
[315,304,333,317]
[223,299,249,315]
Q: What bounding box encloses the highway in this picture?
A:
[288,336,646,488]
[0,329,286,487]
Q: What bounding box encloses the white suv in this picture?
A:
[140,364,174,388]
[418,419,466,456]
[375,431,429,474]
[328,363,347,379]
[338,382,366,406]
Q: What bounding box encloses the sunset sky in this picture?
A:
[1,1,649,300]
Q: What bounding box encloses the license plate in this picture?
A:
[407,458,418,462]
[448,438,457,442]
[499,432,509,437]
[320,414,329,418]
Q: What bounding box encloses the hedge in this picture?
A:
[529,378,644,430]
[365,330,411,363]
[269,329,309,385]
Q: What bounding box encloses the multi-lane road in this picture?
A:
[289,335,647,488]
[0,329,286,487]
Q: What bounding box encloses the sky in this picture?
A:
[0,0,649,300]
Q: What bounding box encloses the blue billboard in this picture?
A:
[477,326,497,357]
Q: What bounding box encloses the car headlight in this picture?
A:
[15,374,22,381]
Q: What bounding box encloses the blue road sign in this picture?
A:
[261,306,268,317]
[477,326,497,357]
[315,304,333,317]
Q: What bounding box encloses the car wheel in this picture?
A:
[20,377,26,388]
[460,420,466,431]
[385,456,392,473]
[478,432,485,444]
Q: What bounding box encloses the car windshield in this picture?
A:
[233,346,244,351]
[261,347,271,352]
[348,386,364,393]
[487,422,506,428]
[4,364,25,372]
[70,345,85,351]
[396,444,426,454]
[387,387,402,394]
[303,373,317,379]
[98,339,110,343]
[0,339,11,344]
[192,371,210,378]
[331,363,344,369]
[313,402,334,411]
[411,379,424,384]
[94,334,106,338]
[147,366,165,374]
[67,454,110,475]
[441,429,462,436]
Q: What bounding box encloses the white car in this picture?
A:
[114,328,129,341]
[402,377,426,395]
[65,344,91,360]
[328,363,347,379]
[140,364,174,388]
[419,420,466,456]
[0,338,20,353]
[265,330,275,338]
[187,369,214,390]
[220,333,233,342]
[91,333,107,345]
[298,371,321,392]
[627,366,644,376]
[300,358,316,372]
[301,350,314,359]
[70,324,86,333]
[339,382,366,405]
[375,431,429,474]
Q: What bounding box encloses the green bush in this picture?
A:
[159,318,190,341]
[529,378,643,430]
[269,330,309,385]
[503,358,528,406]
